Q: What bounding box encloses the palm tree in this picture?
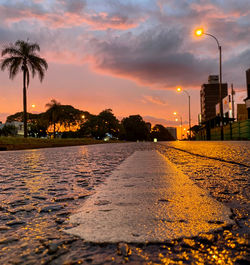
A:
[45,99,61,138]
[1,40,48,137]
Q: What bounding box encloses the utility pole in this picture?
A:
[231,83,235,120]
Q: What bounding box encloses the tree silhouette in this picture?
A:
[45,99,61,138]
[80,109,120,139]
[121,115,150,141]
[150,124,174,141]
[1,40,48,137]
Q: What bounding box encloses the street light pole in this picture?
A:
[177,87,191,139]
[180,116,183,140]
[184,90,191,139]
[195,29,224,140]
[173,112,183,140]
[219,45,223,140]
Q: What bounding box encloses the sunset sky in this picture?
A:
[0,0,249,129]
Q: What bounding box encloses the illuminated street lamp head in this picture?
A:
[195,28,204,36]
[177,87,182,92]
[81,115,85,119]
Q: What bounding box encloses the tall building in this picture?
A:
[246,68,250,97]
[245,68,250,119]
[200,75,228,123]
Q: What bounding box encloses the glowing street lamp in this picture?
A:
[30,104,36,113]
[183,127,187,139]
[195,28,204,37]
[177,87,191,139]
[195,28,224,140]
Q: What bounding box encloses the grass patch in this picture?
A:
[0,137,120,151]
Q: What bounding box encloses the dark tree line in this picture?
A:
[5,101,174,141]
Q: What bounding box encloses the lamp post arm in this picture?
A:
[204,33,220,49]
[182,89,190,97]
[204,31,224,140]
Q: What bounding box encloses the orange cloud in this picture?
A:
[1,5,144,30]
[191,3,247,19]
[43,50,86,65]
[142,95,168,106]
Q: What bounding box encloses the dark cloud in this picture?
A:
[88,27,215,88]
[227,49,250,68]
[0,0,147,30]
[79,0,151,30]
[210,0,250,15]
[0,0,46,17]
[224,49,250,88]
[1,0,249,90]
[58,0,86,14]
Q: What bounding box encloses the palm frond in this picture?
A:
[28,55,48,70]
[1,57,16,71]
[28,55,48,81]
[28,43,40,53]
[30,61,44,81]
[27,60,36,78]
[1,46,22,57]
[1,39,48,84]
[9,58,22,79]
[45,99,61,109]
[15,40,26,47]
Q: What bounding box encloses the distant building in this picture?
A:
[244,68,250,119]
[237,104,248,121]
[6,121,24,135]
[208,75,219,84]
[215,95,233,119]
[200,75,228,123]
[166,127,177,140]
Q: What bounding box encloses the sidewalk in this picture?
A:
[65,151,233,243]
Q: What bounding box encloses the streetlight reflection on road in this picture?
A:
[195,28,224,140]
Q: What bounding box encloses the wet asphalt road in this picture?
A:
[0,142,249,265]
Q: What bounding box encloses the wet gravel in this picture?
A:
[0,141,249,264]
